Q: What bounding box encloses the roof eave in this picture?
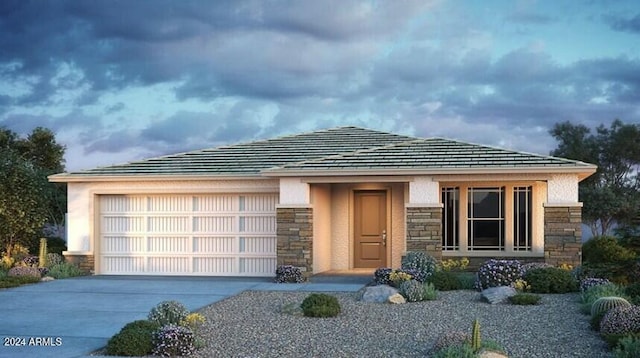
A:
[48,173,267,183]
[261,165,598,180]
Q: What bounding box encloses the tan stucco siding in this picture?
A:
[311,184,332,273]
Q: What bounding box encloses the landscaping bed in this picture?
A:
[192,290,611,358]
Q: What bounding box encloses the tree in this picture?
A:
[550,119,640,236]
[0,150,49,256]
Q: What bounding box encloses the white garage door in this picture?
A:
[98,194,278,276]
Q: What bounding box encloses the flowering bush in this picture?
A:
[600,305,640,335]
[152,324,196,357]
[557,263,573,271]
[180,313,205,330]
[474,259,524,290]
[274,265,304,283]
[398,280,424,302]
[20,255,39,267]
[8,266,41,278]
[148,301,190,326]
[373,268,418,287]
[373,268,393,285]
[440,257,470,272]
[401,251,438,282]
[580,277,611,293]
[511,279,531,292]
[389,270,413,286]
[46,253,64,267]
[521,262,553,273]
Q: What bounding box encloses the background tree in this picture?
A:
[0,127,67,254]
[0,150,49,256]
[550,119,640,236]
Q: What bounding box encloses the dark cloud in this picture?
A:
[605,13,640,34]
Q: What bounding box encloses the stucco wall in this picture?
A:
[65,179,279,256]
[311,184,332,273]
[330,185,350,270]
[547,174,579,204]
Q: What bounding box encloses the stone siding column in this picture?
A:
[63,253,94,274]
[544,205,582,267]
[405,205,442,261]
[276,206,313,277]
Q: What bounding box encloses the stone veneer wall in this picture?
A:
[276,207,313,277]
[406,206,442,261]
[544,206,582,267]
[63,253,95,274]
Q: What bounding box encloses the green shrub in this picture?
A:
[0,275,41,288]
[591,297,632,317]
[456,272,477,290]
[615,335,640,358]
[152,324,196,357]
[508,293,541,305]
[422,282,438,301]
[148,301,190,326]
[591,310,608,331]
[46,237,67,255]
[524,267,578,293]
[47,262,83,279]
[45,253,64,268]
[300,293,341,318]
[625,283,640,305]
[0,269,7,279]
[432,343,476,358]
[603,333,640,350]
[401,251,438,282]
[105,320,160,356]
[399,279,424,302]
[429,271,462,291]
[583,236,636,264]
[580,283,628,314]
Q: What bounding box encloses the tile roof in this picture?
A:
[50,126,596,180]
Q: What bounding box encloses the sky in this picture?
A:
[1,0,639,172]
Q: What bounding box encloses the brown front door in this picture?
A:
[354,190,387,268]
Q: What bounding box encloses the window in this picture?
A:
[441,185,535,254]
[514,186,532,251]
[468,187,504,250]
[442,187,459,250]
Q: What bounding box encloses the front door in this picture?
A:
[354,190,387,268]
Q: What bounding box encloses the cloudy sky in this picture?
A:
[1,0,639,172]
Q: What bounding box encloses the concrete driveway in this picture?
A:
[0,275,367,358]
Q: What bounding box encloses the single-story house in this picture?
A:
[49,126,596,276]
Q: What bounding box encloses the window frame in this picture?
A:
[440,183,542,257]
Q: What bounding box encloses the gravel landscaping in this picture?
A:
[193,290,611,358]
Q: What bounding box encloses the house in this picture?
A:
[49,126,596,276]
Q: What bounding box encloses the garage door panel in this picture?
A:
[103,236,145,253]
[99,194,277,276]
[194,237,235,253]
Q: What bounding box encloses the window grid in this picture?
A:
[514,186,532,251]
[442,187,460,250]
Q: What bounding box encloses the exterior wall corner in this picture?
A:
[405,205,443,261]
[543,205,582,267]
[276,206,314,277]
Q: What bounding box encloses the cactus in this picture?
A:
[38,238,48,268]
[471,319,481,352]
[591,296,632,317]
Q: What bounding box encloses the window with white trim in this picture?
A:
[441,184,536,254]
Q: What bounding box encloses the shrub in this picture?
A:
[0,275,41,288]
[583,236,636,264]
[521,262,553,273]
[429,271,462,291]
[274,265,304,283]
[432,343,476,358]
[46,237,67,255]
[603,333,640,350]
[456,272,477,290]
[510,279,531,292]
[180,313,205,330]
[591,297,632,317]
[580,277,611,293]
[432,331,470,352]
[47,262,83,279]
[580,283,628,314]
[401,251,438,282]
[440,257,470,271]
[600,306,640,336]
[46,253,64,267]
[389,269,414,287]
[625,283,640,305]
[422,282,438,300]
[300,293,341,318]
[105,320,160,356]
[373,268,419,287]
[8,266,41,278]
[591,310,608,331]
[152,324,196,357]
[148,301,190,326]
[474,259,524,290]
[509,293,541,305]
[20,255,39,267]
[399,279,424,302]
[615,335,640,358]
[373,267,393,285]
[523,267,578,293]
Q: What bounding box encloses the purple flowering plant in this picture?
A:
[580,277,611,293]
[474,259,524,290]
[152,324,196,357]
[274,265,304,283]
[600,305,640,335]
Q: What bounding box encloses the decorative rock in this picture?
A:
[478,350,509,358]
[481,286,517,304]
[357,285,399,303]
[387,293,406,304]
[40,276,55,282]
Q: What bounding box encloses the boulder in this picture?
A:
[387,293,406,304]
[357,285,399,303]
[481,286,517,304]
